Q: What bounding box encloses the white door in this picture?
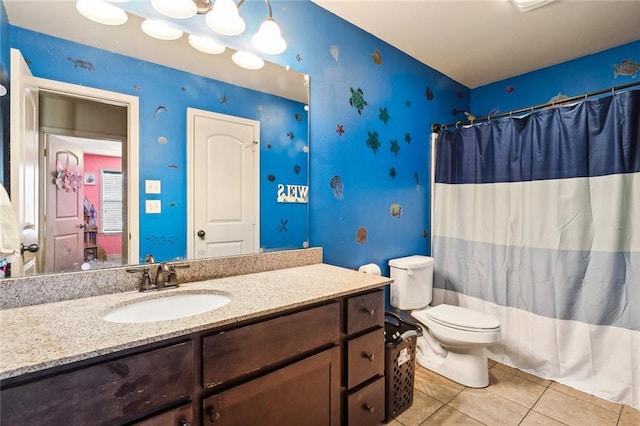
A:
[187,109,259,258]
[9,48,39,276]
[44,135,85,273]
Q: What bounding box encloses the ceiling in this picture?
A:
[313,0,640,88]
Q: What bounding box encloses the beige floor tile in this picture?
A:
[492,363,552,387]
[532,389,618,426]
[420,405,483,425]
[414,366,464,404]
[619,405,640,426]
[519,411,566,425]
[448,388,529,425]
[392,391,443,426]
[384,420,404,426]
[486,367,547,408]
[548,382,622,414]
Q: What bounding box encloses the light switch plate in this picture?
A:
[145,180,161,194]
[145,200,161,214]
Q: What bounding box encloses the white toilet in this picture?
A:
[388,255,500,388]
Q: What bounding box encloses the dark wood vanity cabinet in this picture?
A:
[0,341,194,425]
[0,288,385,426]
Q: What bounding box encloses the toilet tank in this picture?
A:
[388,255,434,310]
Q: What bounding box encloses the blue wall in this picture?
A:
[1,1,471,274]
[8,26,308,263]
[471,40,640,116]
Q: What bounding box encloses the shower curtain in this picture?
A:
[432,89,639,408]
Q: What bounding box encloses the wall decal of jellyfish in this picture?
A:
[330,45,339,62]
[355,227,368,244]
[330,175,344,200]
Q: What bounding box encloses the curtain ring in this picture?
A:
[487,115,491,122]
[455,121,461,129]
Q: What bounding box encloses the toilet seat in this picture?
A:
[412,304,500,333]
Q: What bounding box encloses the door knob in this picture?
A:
[21,243,40,254]
[197,230,206,240]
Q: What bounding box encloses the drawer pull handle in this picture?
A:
[364,404,375,414]
[179,421,191,426]
[208,409,221,423]
[363,352,375,362]
[363,308,375,316]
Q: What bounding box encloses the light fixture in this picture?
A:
[188,34,226,55]
[151,0,197,19]
[232,51,264,70]
[251,0,286,55]
[141,19,183,40]
[75,0,128,26]
[510,0,555,12]
[206,0,246,36]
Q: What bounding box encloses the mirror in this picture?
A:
[2,0,309,277]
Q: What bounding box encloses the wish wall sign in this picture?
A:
[277,183,309,203]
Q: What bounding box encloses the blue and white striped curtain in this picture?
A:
[432,89,639,408]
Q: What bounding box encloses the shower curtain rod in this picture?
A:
[431,80,640,133]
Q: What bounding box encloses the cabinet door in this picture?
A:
[202,347,340,426]
[1,341,193,425]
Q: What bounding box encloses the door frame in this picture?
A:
[34,77,139,266]
[186,107,260,258]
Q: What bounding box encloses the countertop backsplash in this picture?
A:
[0,248,323,310]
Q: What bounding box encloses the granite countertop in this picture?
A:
[0,263,391,380]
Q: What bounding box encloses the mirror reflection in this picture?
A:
[2,0,309,278]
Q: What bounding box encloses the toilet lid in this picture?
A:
[421,304,500,331]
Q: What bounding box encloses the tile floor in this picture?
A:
[386,360,640,426]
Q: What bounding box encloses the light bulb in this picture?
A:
[232,51,264,70]
[206,0,245,36]
[76,0,128,26]
[251,18,286,55]
[188,34,226,55]
[141,19,183,41]
[151,0,197,19]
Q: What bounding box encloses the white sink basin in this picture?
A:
[103,293,231,323]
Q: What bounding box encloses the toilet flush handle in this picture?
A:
[407,268,414,277]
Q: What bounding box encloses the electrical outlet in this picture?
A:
[145,200,161,214]
[145,180,161,194]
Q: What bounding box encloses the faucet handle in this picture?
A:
[127,267,153,292]
[167,263,190,286]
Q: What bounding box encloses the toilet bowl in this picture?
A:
[388,255,501,388]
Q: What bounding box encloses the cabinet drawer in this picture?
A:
[202,347,341,426]
[133,403,193,426]
[346,290,384,335]
[1,341,193,425]
[347,327,385,388]
[347,376,385,426]
[203,302,340,389]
